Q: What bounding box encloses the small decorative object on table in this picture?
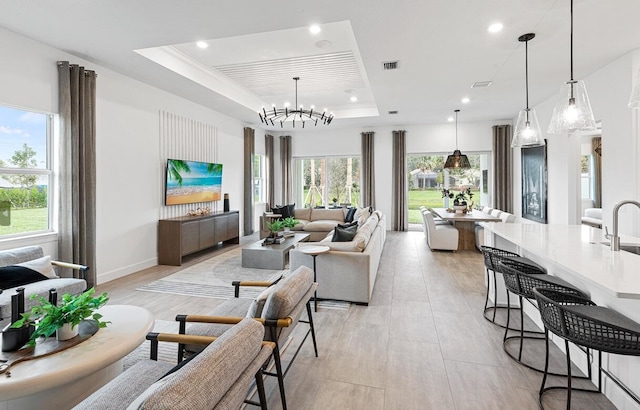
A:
[266,219,284,239]
[11,288,109,346]
[187,207,211,216]
[1,288,34,352]
[442,188,474,213]
[281,216,299,232]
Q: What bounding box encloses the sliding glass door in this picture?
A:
[407,153,490,224]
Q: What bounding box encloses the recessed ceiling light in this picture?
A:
[488,23,503,33]
[309,25,321,34]
[447,117,454,122]
[461,97,471,104]
[196,41,208,49]
[350,96,358,102]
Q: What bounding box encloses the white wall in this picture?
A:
[519,49,640,234]
[0,28,247,284]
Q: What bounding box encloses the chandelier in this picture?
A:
[444,110,471,169]
[259,77,334,128]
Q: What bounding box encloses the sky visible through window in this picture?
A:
[0,105,47,168]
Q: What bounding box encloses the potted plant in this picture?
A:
[266,219,284,238]
[332,197,338,206]
[281,216,299,231]
[11,287,110,346]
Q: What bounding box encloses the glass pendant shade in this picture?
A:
[444,150,470,169]
[547,80,596,134]
[512,108,544,148]
[629,68,640,108]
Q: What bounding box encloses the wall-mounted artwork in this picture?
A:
[521,143,547,223]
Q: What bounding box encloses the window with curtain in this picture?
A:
[253,154,265,203]
[0,104,54,237]
[580,154,593,199]
[406,152,490,224]
[293,156,361,207]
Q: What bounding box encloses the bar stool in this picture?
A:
[479,246,545,331]
[498,258,592,377]
[533,288,640,409]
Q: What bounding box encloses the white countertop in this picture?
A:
[480,222,640,299]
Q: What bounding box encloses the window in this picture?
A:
[0,105,53,237]
[407,153,489,224]
[253,154,265,203]
[580,154,593,199]
[294,156,360,207]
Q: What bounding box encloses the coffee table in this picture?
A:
[0,304,154,409]
[242,233,310,270]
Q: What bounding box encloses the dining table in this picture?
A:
[430,208,502,250]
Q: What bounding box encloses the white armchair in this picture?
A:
[423,211,458,251]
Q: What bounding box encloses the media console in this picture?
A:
[158,211,240,266]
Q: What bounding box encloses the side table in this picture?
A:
[297,245,330,311]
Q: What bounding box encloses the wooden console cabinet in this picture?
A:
[158,211,240,266]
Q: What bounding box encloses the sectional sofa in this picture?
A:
[260,207,348,241]
[290,210,386,305]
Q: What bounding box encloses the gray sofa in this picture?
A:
[0,246,87,327]
[260,207,348,241]
[290,210,386,305]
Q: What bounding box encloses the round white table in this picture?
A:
[297,245,330,311]
[0,305,154,409]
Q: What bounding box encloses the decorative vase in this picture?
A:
[223,193,230,212]
[453,205,467,213]
[57,322,79,341]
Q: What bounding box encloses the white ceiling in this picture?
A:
[1,0,640,131]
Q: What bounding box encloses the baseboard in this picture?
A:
[97,257,158,284]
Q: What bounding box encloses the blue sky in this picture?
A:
[0,105,48,168]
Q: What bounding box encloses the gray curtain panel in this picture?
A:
[361,131,375,208]
[243,127,255,235]
[280,135,293,205]
[265,134,275,209]
[592,136,602,208]
[492,124,513,213]
[57,61,97,287]
[392,130,407,231]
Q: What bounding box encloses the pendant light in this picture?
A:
[548,0,596,134]
[629,68,640,108]
[511,33,544,148]
[444,110,470,169]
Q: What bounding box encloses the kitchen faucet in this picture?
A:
[608,200,640,251]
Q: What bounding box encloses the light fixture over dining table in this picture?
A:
[444,109,471,169]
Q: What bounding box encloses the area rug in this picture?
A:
[136,247,286,300]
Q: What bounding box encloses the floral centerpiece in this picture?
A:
[442,188,473,211]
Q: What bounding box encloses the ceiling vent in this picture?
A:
[382,61,399,70]
[471,81,492,88]
[388,110,398,114]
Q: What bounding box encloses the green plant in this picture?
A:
[281,216,299,229]
[11,288,110,347]
[266,219,284,234]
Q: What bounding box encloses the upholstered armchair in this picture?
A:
[74,318,273,410]
[175,265,319,410]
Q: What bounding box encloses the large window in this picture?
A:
[407,153,489,224]
[0,105,53,237]
[580,154,593,199]
[294,156,360,207]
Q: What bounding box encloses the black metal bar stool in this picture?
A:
[498,258,592,378]
[533,288,640,409]
[479,246,546,331]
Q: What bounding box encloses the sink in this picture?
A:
[600,242,640,255]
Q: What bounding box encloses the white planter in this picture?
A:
[56,322,79,341]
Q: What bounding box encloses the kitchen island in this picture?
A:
[480,222,640,409]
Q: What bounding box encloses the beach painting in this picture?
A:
[165,159,223,205]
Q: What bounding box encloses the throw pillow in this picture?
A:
[246,285,276,318]
[15,255,57,279]
[331,222,358,242]
[0,265,49,290]
[354,206,372,226]
[345,207,357,222]
[271,203,295,220]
